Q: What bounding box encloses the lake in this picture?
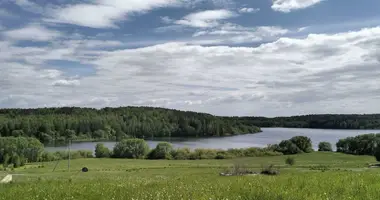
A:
[44,128,380,153]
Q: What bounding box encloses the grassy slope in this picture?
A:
[1,152,380,200]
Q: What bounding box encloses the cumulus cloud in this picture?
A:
[1,25,380,116]
[238,7,260,13]
[175,9,236,28]
[44,0,210,28]
[52,79,80,87]
[3,24,61,41]
[272,0,324,13]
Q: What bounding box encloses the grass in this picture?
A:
[0,152,379,200]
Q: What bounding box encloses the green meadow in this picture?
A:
[1,152,380,200]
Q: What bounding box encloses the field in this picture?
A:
[1,152,380,200]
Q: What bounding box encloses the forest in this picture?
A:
[0,107,261,143]
[235,114,380,129]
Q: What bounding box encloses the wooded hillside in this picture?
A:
[0,107,261,143]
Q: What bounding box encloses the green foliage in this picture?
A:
[277,140,302,155]
[336,134,380,155]
[276,136,313,155]
[170,148,191,160]
[290,136,313,153]
[0,137,44,164]
[318,142,333,152]
[95,143,111,158]
[374,146,380,162]
[3,154,10,168]
[239,114,380,129]
[285,157,296,166]
[113,139,150,159]
[11,154,22,168]
[39,150,93,162]
[0,107,261,142]
[148,142,173,160]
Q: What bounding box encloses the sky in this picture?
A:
[1,0,380,117]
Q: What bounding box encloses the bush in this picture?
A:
[261,164,279,176]
[112,138,150,159]
[285,157,295,166]
[95,143,111,158]
[318,142,333,152]
[171,148,191,160]
[290,136,313,153]
[148,142,173,160]
[0,137,44,163]
[374,145,380,162]
[190,149,218,160]
[337,134,380,155]
[11,154,21,168]
[41,151,57,162]
[277,140,302,155]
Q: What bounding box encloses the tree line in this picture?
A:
[0,107,261,143]
[235,114,380,129]
[7,132,380,169]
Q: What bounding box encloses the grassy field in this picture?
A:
[1,152,380,200]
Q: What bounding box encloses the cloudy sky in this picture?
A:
[1,0,380,117]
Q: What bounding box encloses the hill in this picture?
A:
[233,114,380,129]
[0,107,261,143]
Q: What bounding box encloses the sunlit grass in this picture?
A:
[1,152,379,200]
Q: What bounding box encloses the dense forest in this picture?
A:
[234,114,380,129]
[0,107,261,143]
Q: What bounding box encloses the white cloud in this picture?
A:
[175,9,236,28]
[52,79,80,87]
[3,24,61,41]
[192,23,289,44]
[160,16,174,24]
[238,7,260,13]
[2,26,380,116]
[272,0,324,13]
[45,0,185,28]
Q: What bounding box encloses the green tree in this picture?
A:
[375,145,380,162]
[11,154,21,168]
[112,139,149,159]
[290,136,313,153]
[148,142,173,159]
[318,142,333,152]
[95,143,111,158]
[278,140,302,155]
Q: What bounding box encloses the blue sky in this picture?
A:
[1,0,380,116]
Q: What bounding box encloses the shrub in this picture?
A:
[11,154,21,168]
[290,136,313,153]
[261,164,279,176]
[41,151,57,162]
[190,149,217,160]
[374,145,380,162]
[148,142,173,160]
[318,142,333,152]
[277,140,302,155]
[285,157,296,166]
[112,138,150,159]
[95,143,111,158]
[171,148,191,160]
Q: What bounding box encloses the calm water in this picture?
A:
[45,128,380,153]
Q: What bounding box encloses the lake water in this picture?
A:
[45,128,380,153]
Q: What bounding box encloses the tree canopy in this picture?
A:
[0,107,261,143]
[236,114,380,129]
